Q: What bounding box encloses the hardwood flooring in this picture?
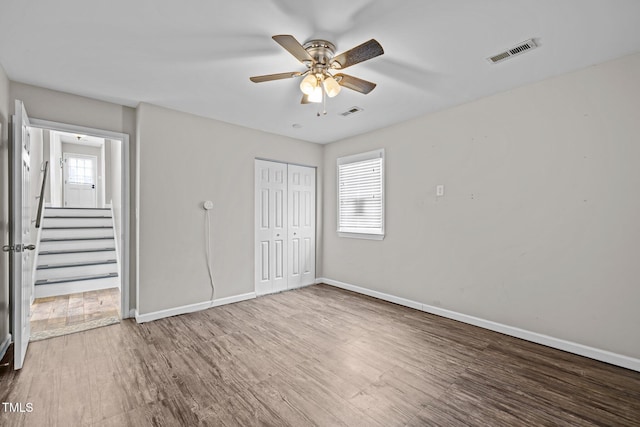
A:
[1,284,639,426]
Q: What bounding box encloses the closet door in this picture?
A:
[287,164,316,289]
[254,160,288,296]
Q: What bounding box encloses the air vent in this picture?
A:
[487,39,537,64]
[340,106,364,117]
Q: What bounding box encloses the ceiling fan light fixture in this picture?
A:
[323,76,341,97]
[308,85,323,103]
[250,35,383,114]
[299,74,317,95]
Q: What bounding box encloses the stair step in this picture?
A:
[41,237,114,242]
[34,274,120,298]
[40,238,115,252]
[44,207,112,218]
[36,261,118,281]
[40,248,115,255]
[41,228,114,239]
[43,226,113,229]
[37,259,117,270]
[35,272,118,286]
[38,250,117,265]
[43,217,113,228]
[44,215,112,218]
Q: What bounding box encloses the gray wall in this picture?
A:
[0,64,10,352]
[322,52,640,359]
[10,82,137,310]
[136,103,324,314]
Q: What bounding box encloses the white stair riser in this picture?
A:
[40,239,115,252]
[37,263,118,281]
[41,228,113,239]
[44,208,112,217]
[43,217,112,228]
[38,251,117,265]
[35,277,120,298]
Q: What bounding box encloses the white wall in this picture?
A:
[0,64,11,354]
[136,103,324,315]
[49,132,62,206]
[29,128,44,213]
[322,52,640,360]
[108,139,123,269]
[10,82,137,309]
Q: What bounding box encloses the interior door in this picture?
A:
[63,153,97,208]
[287,165,316,289]
[9,100,34,370]
[255,160,288,296]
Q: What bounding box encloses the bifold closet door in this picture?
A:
[255,160,316,296]
[255,160,288,296]
[287,164,316,289]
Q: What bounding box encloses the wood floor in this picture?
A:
[1,284,639,426]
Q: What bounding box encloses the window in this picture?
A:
[67,157,94,185]
[337,149,385,240]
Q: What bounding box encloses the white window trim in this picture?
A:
[337,148,385,240]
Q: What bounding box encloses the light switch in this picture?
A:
[436,185,445,197]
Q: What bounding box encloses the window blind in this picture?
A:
[338,152,384,236]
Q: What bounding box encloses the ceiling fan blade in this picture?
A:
[272,35,313,63]
[335,73,377,94]
[250,72,301,83]
[301,94,311,104]
[332,39,384,69]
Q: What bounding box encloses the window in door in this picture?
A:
[67,156,95,185]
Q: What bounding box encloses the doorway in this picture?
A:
[9,99,131,368]
[254,159,316,296]
[28,122,129,341]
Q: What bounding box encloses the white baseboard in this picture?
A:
[0,334,11,361]
[135,292,256,323]
[319,278,640,372]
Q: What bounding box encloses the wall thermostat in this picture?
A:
[203,201,214,210]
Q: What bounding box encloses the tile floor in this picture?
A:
[30,287,121,335]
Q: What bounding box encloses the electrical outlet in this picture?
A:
[436,185,445,197]
[203,201,213,210]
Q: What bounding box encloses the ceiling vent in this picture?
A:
[340,106,364,117]
[487,39,537,64]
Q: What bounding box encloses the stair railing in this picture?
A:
[35,160,49,229]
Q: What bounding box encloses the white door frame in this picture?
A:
[29,118,131,319]
[62,152,98,208]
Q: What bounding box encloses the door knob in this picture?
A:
[23,244,36,251]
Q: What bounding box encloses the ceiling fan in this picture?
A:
[250,35,384,108]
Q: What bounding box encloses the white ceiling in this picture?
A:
[1,0,640,144]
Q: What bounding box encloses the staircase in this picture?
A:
[35,207,120,298]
